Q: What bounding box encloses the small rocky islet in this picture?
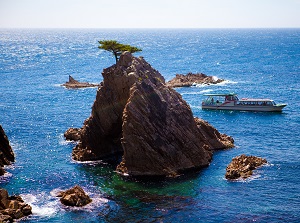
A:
[225,154,267,180]
[166,72,224,88]
[56,185,92,207]
[61,75,100,89]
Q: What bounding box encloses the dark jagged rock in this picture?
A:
[0,188,32,222]
[225,154,267,180]
[71,52,234,177]
[62,75,100,89]
[0,125,15,176]
[57,185,92,207]
[166,72,224,88]
[64,128,81,141]
[194,118,234,150]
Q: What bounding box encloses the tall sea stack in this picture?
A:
[72,52,234,177]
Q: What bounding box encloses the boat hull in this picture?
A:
[202,104,286,112]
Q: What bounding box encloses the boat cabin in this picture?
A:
[202,93,238,106]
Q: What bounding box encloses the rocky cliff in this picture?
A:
[71,52,234,177]
[0,125,15,176]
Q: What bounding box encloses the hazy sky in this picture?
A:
[1,0,300,28]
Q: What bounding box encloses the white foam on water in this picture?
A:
[200,89,214,94]
[212,76,219,81]
[0,172,13,182]
[58,133,77,146]
[53,84,63,88]
[216,79,238,85]
[70,159,106,166]
[195,78,238,88]
[181,91,208,95]
[21,193,58,217]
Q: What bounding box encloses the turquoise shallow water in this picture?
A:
[0,29,300,222]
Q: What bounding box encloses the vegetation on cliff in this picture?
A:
[98,40,142,63]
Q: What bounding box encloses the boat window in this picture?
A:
[225,96,235,101]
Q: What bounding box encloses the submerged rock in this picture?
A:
[225,154,267,180]
[0,125,15,176]
[71,52,234,177]
[62,75,100,89]
[0,188,32,222]
[166,73,224,88]
[57,185,92,207]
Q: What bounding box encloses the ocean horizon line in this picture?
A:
[1,27,300,30]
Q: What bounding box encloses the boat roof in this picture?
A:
[203,93,237,96]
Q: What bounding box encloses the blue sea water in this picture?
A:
[0,29,300,222]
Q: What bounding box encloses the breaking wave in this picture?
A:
[21,188,109,220]
[58,133,77,146]
[21,193,58,218]
[195,79,238,88]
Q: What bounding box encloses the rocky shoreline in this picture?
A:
[166,72,224,88]
[1,125,33,222]
[0,188,32,222]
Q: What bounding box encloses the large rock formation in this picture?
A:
[0,125,15,176]
[71,52,234,177]
[0,188,32,222]
[225,154,267,180]
[166,73,224,88]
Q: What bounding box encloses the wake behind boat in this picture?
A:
[202,93,287,112]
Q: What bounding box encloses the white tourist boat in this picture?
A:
[202,93,287,112]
